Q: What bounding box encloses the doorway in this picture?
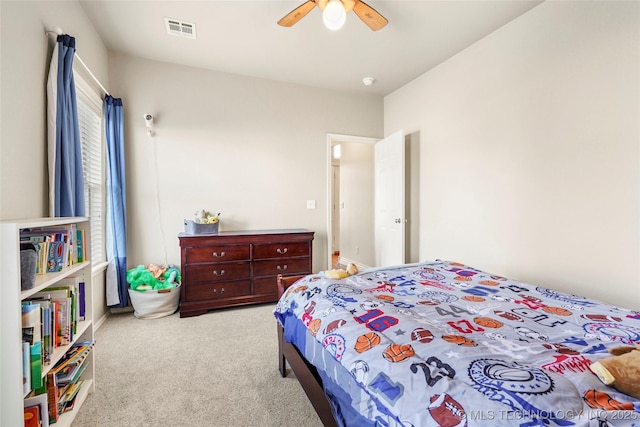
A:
[327,132,410,270]
[327,133,379,270]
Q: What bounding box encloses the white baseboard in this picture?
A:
[94,312,109,330]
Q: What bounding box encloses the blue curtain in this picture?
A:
[47,34,85,217]
[104,96,128,308]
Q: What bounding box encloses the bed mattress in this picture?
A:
[274,260,640,427]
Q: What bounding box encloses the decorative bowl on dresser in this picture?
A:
[178,228,314,317]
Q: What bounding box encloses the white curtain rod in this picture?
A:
[45,29,111,97]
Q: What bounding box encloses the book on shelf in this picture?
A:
[78,281,86,321]
[46,240,64,273]
[23,404,40,427]
[55,297,70,346]
[21,303,43,391]
[26,298,53,365]
[63,278,82,334]
[42,340,94,422]
[30,284,77,347]
[52,341,94,386]
[26,276,87,383]
[50,300,59,349]
[49,277,83,337]
[28,241,50,275]
[35,242,47,275]
[76,228,85,263]
[20,223,86,271]
[24,393,49,427]
[41,300,53,365]
[45,370,59,424]
[38,295,68,347]
[59,379,84,414]
[22,341,31,396]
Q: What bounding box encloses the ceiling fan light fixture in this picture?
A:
[323,0,346,31]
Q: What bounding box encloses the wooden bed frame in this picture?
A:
[277,274,338,427]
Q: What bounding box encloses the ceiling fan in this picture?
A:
[278,0,388,31]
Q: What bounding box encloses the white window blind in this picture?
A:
[75,74,105,265]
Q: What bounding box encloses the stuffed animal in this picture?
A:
[194,209,219,224]
[346,263,359,276]
[127,264,182,291]
[590,344,640,399]
[324,263,359,279]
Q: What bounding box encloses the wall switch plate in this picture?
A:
[306,200,316,209]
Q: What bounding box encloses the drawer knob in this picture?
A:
[213,251,226,258]
[277,265,288,271]
[213,269,226,276]
[276,248,288,255]
[213,288,226,294]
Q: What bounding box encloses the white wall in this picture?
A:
[106,53,383,272]
[0,2,381,319]
[4,0,637,314]
[0,0,110,324]
[0,1,108,218]
[385,1,639,309]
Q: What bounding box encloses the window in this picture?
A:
[75,74,105,265]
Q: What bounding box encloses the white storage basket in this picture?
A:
[128,286,180,319]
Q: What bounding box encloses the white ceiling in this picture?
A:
[79,0,543,96]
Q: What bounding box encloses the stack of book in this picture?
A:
[24,277,86,366]
[47,340,95,421]
[20,224,86,274]
[21,304,43,396]
[21,277,90,424]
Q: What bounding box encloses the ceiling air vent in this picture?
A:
[164,18,196,39]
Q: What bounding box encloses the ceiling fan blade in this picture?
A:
[353,0,388,31]
[277,1,317,27]
[342,0,356,13]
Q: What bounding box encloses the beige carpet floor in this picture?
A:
[71,304,323,427]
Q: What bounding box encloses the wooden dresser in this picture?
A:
[178,229,314,317]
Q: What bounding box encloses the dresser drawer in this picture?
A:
[184,280,251,302]
[253,276,279,296]
[253,242,309,259]
[185,261,251,283]
[184,244,250,264]
[253,258,310,277]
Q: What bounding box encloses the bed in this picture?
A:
[274,260,640,427]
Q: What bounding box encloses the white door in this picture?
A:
[374,130,405,267]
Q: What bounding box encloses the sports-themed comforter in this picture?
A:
[274,261,640,427]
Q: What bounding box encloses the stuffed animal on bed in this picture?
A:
[590,344,640,399]
[324,263,359,279]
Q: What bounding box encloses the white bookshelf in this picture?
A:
[1,217,95,427]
